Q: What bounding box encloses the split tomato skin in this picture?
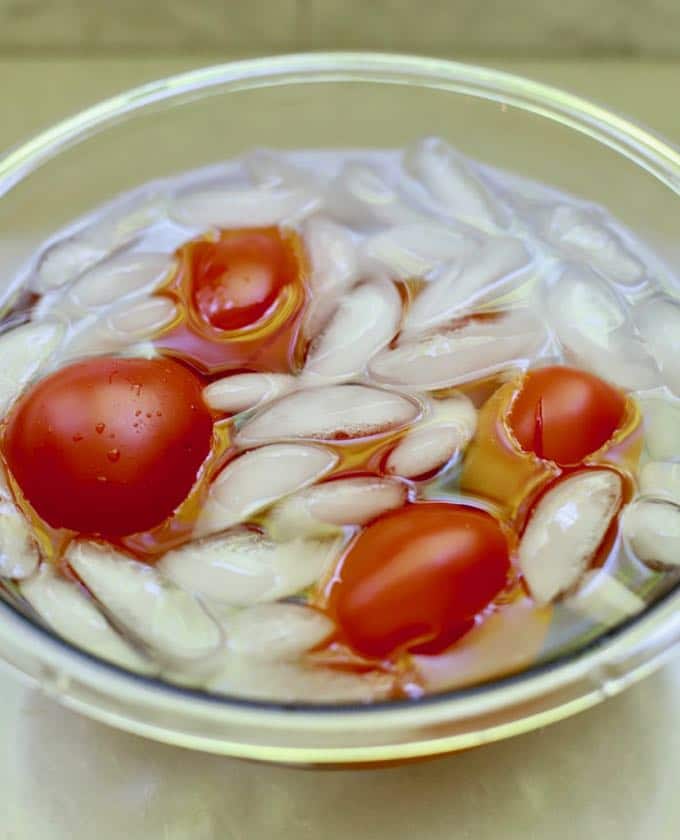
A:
[507,365,626,466]
[327,502,511,660]
[189,227,298,332]
[2,356,214,537]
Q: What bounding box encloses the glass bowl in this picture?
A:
[0,52,679,766]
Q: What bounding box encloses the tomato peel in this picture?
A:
[507,365,626,467]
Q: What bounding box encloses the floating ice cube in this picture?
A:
[537,204,645,287]
[639,462,680,504]
[159,530,341,607]
[245,149,323,193]
[207,656,393,703]
[543,263,660,390]
[302,281,402,383]
[359,222,470,280]
[203,372,297,414]
[404,137,508,232]
[223,603,334,661]
[326,163,425,228]
[56,296,177,362]
[635,390,680,461]
[412,597,550,692]
[402,236,531,337]
[369,308,548,390]
[196,443,338,537]
[67,541,221,660]
[623,498,680,570]
[302,217,360,337]
[21,564,153,673]
[0,321,64,414]
[564,569,645,625]
[267,477,408,541]
[386,394,477,479]
[33,196,166,293]
[0,503,39,580]
[634,295,680,395]
[238,385,421,444]
[42,252,173,320]
[170,185,320,229]
[519,470,623,604]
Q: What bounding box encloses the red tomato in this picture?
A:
[328,502,510,659]
[507,366,625,466]
[190,228,296,331]
[2,357,214,537]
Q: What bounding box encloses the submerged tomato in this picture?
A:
[328,502,510,659]
[2,357,213,537]
[507,365,626,466]
[190,227,296,331]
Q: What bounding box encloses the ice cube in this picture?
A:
[67,541,221,660]
[0,503,39,580]
[623,498,680,570]
[0,321,64,414]
[538,204,645,288]
[302,217,359,338]
[634,295,680,395]
[404,137,508,232]
[238,385,421,445]
[564,569,644,625]
[302,281,402,383]
[402,235,531,337]
[245,149,323,193]
[170,185,321,229]
[207,656,393,703]
[325,163,425,228]
[223,603,334,661]
[412,597,550,692]
[159,530,341,606]
[267,476,408,541]
[543,263,660,390]
[34,196,166,293]
[369,308,548,390]
[639,462,680,504]
[519,469,623,604]
[386,394,477,479]
[196,443,338,537]
[358,222,470,280]
[43,252,173,319]
[21,564,154,673]
[56,296,177,362]
[203,372,297,414]
[635,390,680,461]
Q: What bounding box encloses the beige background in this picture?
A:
[1,0,680,56]
[0,54,678,839]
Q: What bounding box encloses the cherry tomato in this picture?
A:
[507,366,625,466]
[190,227,296,331]
[2,357,214,537]
[328,502,510,659]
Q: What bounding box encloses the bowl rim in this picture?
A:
[1,51,679,760]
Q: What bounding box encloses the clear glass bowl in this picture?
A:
[0,52,679,766]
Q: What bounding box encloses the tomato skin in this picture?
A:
[507,366,626,466]
[328,502,510,659]
[190,228,295,331]
[2,357,214,537]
